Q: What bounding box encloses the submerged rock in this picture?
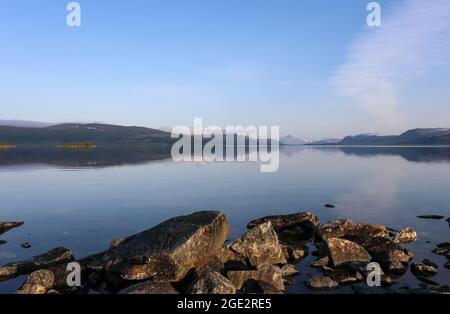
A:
[119,281,178,294]
[310,256,330,268]
[0,247,74,278]
[417,215,444,220]
[227,265,284,291]
[83,211,230,282]
[411,263,438,277]
[229,221,286,268]
[280,264,299,277]
[305,275,338,291]
[0,240,6,245]
[17,270,54,294]
[322,268,364,285]
[325,238,372,267]
[393,227,417,244]
[247,212,319,239]
[21,242,31,249]
[324,204,336,208]
[0,221,24,235]
[187,271,236,294]
[432,243,450,256]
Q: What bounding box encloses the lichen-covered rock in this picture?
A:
[360,238,410,266]
[0,221,24,235]
[247,212,319,239]
[393,227,417,244]
[325,238,372,267]
[310,256,330,268]
[229,221,286,268]
[119,281,178,294]
[187,271,236,294]
[83,211,230,282]
[17,270,54,294]
[317,219,389,242]
[227,266,284,291]
[281,242,307,264]
[411,263,438,277]
[280,264,299,277]
[0,247,74,278]
[305,275,338,291]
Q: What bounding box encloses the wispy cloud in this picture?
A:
[332,0,450,128]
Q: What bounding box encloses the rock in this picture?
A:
[324,204,336,208]
[241,280,283,294]
[17,270,54,294]
[83,211,230,282]
[317,219,389,242]
[119,281,178,294]
[432,243,450,256]
[417,215,444,220]
[217,247,249,271]
[0,221,24,235]
[247,212,319,239]
[444,261,450,269]
[229,221,286,268]
[403,248,414,260]
[280,264,299,277]
[227,266,284,291]
[0,240,6,245]
[411,263,438,277]
[324,238,372,268]
[109,237,127,248]
[388,261,409,275]
[446,218,450,227]
[310,256,330,268]
[360,238,410,267]
[280,242,307,264]
[393,227,417,244]
[323,268,364,285]
[422,259,438,268]
[0,247,74,278]
[305,275,338,291]
[187,271,236,294]
[21,242,31,249]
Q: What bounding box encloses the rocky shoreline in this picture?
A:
[0,211,449,294]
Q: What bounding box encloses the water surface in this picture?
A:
[0,146,449,293]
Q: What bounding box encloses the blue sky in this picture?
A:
[1,0,449,138]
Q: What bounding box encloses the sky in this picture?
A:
[0,0,449,138]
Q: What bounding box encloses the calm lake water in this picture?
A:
[0,146,449,293]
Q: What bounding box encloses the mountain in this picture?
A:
[308,138,342,145]
[338,128,450,145]
[0,123,174,146]
[280,135,310,146]
[0,120,55,128]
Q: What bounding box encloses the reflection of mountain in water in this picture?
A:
[281,146,450,163]
[0,146,173,168]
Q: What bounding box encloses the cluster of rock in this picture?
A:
[0,211,448,294]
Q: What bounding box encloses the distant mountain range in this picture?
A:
[0,123,174,145]
[336,128,450,146]
[1,122,449,146]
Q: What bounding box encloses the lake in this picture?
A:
[0,146,449,293]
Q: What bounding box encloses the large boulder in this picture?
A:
[247,212,319,239]
[229,221,286,268]
[0,247,74,278]
[17,270,54,294]
[360,238,410,271]
[0,221,24,235]
[324,238,372,267]
[187,271,236,294]
[119,281,179,294]
[227,266,284,291]
[317,219,389,242]
[83,211,230,282]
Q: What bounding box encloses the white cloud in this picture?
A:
[332,0,450,128]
